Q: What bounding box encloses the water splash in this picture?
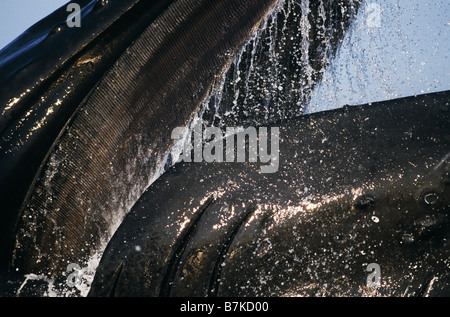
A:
[60,0,359,297]
[10,0,361,297]
[308,0,449,113]
[199,0,360,128]
[168,0,361,169]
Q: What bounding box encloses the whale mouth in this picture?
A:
[87,91,450,297]
[0,0,449,297]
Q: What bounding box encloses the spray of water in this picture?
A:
[14,0,361,296]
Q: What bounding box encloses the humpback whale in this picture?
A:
[88,91,450,297]
[0,0,284,277]
[0,0,361,294]
[4,0,448,298]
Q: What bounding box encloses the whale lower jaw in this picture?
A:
[88,91,450,297]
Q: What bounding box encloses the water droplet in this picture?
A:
[333,234,348,243]
[371,216,379,223]
[49,24,65,35]
[95,0,108,8]
[423,192,438,205]
[402,233,415,243]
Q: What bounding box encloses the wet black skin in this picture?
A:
[0,0,281,275]
[89,91,450,297]
[0,0,178,272]
[0,0,361,283]
[0,0,448,297]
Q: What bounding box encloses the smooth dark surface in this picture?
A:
[89,91,450,297]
